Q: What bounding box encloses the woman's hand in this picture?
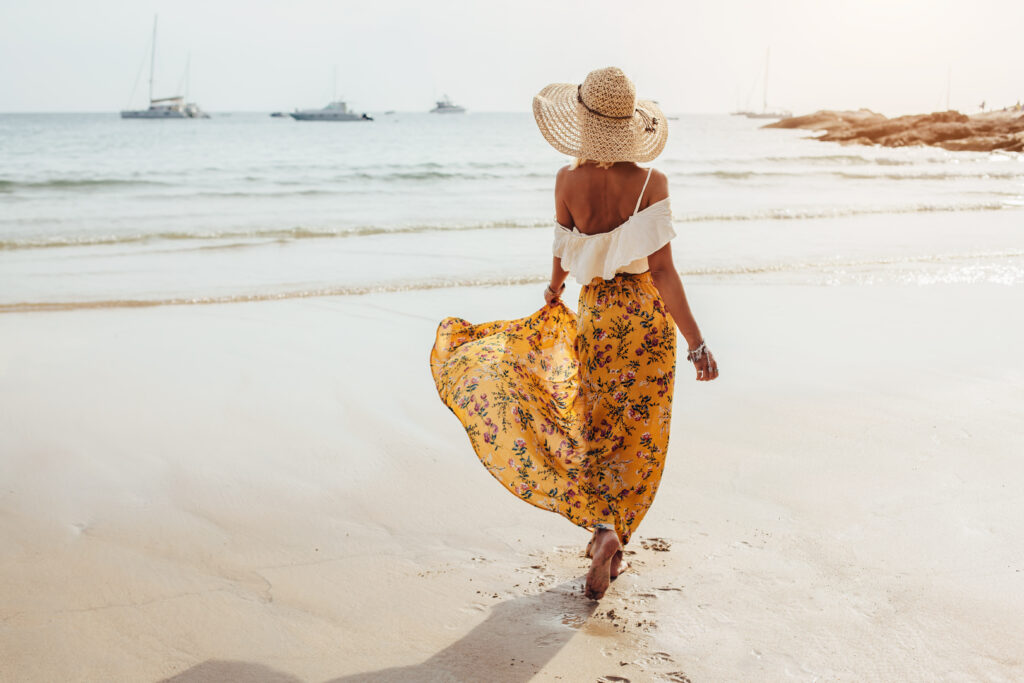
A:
[544,283,564,305]
[546,257,568,306]
[692,350,719,381]
[686,340,719,382]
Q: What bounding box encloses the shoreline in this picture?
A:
[2,280,1022,680]
[3,207,1023,312]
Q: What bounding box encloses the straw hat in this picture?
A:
[533,67,668,163]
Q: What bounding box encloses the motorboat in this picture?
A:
[290,100,371,121]
[430,95,465,114]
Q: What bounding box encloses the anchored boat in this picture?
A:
[731,48,791,121]
[121,16,208,119]
[430,95,465,114]
[289,101,372,121]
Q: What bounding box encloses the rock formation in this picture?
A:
[765,109,1024,152]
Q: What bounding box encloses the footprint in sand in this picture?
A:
[597,676,631,682]
[635,651,675,666]
[639,537,671,552]
[659,673,692,682]
[560,612,588,627]
[534,632,564,647]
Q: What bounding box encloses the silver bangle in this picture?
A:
[686,340,708,363]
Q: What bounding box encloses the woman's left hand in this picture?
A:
[694,351,719,381]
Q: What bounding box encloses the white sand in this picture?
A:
[1,281,1022,682]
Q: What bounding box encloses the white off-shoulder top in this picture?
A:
[552,168,676,285]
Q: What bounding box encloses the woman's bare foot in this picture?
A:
[585,529,621,600]
[610,549,629,579]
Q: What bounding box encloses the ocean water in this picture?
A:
[1,112,1022,310]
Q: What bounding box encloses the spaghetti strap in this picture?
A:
[633,167,655,215]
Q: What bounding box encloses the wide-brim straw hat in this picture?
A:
[533,67,668,163]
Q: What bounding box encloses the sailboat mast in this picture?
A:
[149,15,158,103]
[763,48,770,113]
[946,65,951,110]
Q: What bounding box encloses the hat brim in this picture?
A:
[532,83,668,163]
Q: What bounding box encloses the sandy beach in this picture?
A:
[1,277,1021,682]
[5,0,1024,678]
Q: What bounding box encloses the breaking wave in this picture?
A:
[0,178,166,191]
[0,201,1015,250]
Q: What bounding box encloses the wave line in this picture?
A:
[3,251,1021,314]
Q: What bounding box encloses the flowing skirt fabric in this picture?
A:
[430,272,676,545]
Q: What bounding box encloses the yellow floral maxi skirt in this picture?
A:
[430,272,676,545]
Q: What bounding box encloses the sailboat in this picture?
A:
[732,49,792,120]
[121,16,209,119]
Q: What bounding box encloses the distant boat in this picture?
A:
[121,16,209,119]
[731,48,791,121]
[739,110,792,120]
[431,95,465,114]
[270,111,287,118]
[289,100,372,121]
[122,96,209,119]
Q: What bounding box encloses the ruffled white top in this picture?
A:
[552,169,676,285]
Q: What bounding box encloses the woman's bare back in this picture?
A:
[555,162,669,235]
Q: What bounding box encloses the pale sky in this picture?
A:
[1,0,1021,115]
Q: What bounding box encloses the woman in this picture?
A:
[431,67,718,600]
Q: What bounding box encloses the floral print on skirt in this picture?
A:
[430,272,676,545]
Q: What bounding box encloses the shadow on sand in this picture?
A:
[161,582,595,683]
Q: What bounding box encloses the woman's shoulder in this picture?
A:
[553,164,573,195]
[643,166,669,190]
[638,166,669,207]
[645,166,667,181]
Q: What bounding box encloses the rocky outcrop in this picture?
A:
[765,109,1024,152]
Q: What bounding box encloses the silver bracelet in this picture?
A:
[686,340,708,363]
[545,283,565,296]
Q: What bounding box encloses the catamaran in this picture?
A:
[121,16,209,119]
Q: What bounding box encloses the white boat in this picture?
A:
[731,48,791,121]
[121,16,209,119]
[430,95,465,114]
[737,110,792,120]
[289,101,372,121]
[122,96,209,119]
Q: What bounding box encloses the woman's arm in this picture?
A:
[544,257,569,305]
[648,242,719,381]
[545,167,573,304]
